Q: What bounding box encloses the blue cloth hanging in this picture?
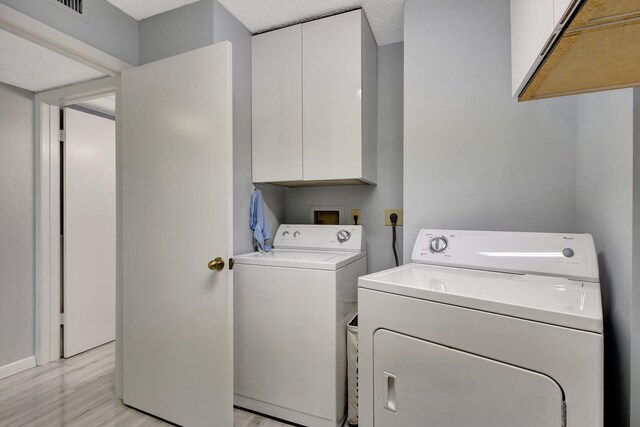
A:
[250,189,272,252]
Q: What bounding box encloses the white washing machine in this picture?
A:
[234,224,366,427]
[358,229,603,427]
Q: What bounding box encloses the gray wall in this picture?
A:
[0,0,138,65]
[0,82,35,367]
[284,43,404,273]
[403,0,578,261]
[138,0,214,65]
[633,89,640,427]
[213,1,280,255]
[138,0,285,254]
[576,89,634,427]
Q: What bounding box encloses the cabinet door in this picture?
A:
[303,10,362,181]
[554,0,575,27]
[252,25,302,183]
[374,330,564,427]
[510,0,555,96]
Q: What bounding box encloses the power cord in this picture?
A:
[390,213,399,267]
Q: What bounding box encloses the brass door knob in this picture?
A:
[208,257,225,271]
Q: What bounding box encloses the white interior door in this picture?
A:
[121,42,234,427]
[63,107,116,357]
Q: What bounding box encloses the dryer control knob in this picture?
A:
[430,236,448,253]
[337,230,351,243]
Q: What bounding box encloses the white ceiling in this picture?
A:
[218,0,404,45]
[76,95,117,116]
[0,29,106,93]
[108,0,404,46]
[106,0,201,20]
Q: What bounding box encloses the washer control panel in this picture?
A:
[337,229,351,243]
[274,224,364,252]
[429,236,448,253]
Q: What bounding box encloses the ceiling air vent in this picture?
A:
[54,0,84,15]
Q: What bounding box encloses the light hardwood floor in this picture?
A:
[0,343,294,427]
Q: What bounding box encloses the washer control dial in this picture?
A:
[293,231,301,238]
[337,230,351,243]
[430,236,448,253]
[282,231,290,237]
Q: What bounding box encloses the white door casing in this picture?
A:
[34,77,120,371]
[63,108,116,357]
[121,42,234,427]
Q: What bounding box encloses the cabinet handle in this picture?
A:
[559,0,580,26]
[540,32,559,57]
[384,372,398,413]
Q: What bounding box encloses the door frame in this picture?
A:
[61,104,118,358]
[35,78,120,367]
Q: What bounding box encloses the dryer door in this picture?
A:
[373,329,565,427]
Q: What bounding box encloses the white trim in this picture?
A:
[49,105,61,362]
[0,356,36,380]
[0,3,131,78]
[34,102,52,366]
[35,77,121,107]
[114,80,123,399]
[35,77,120,367]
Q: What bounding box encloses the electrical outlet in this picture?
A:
[351,209,362,225]
[385,208,403,226]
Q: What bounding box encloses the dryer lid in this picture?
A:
[358,263,603,333]
[412,230,599,282]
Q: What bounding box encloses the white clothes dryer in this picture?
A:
[358,229,603,427]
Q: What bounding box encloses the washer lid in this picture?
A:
[358,263,603,333]
[234,249,366,271]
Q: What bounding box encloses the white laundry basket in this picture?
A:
[347,312,359,426]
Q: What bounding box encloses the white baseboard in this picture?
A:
[0,356,36,380]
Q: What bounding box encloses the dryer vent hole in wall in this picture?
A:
[314,210,340,225]
[55,0,83,15]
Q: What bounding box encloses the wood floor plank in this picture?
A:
[0,342,294,426]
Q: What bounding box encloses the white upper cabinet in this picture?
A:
[251,10,377,186]
[553,0,575,27]
[252,25,303,183]
[514,0,640,101]
[510,0,555,97]
[302,10,377,184]
[511,0,581,97]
